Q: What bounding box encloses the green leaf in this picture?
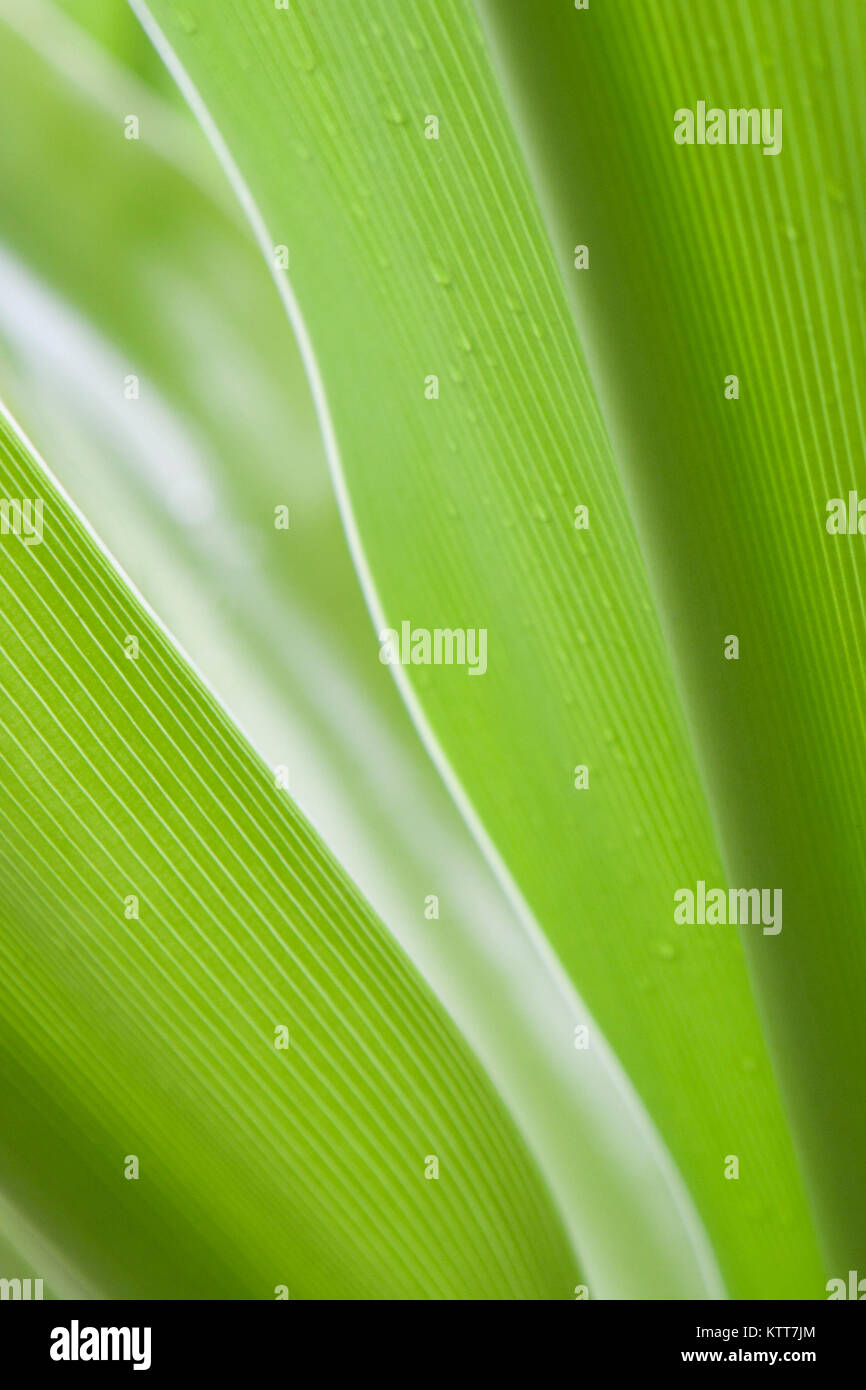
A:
[0,2,731,1298]
[4,0,853,1301]
[0,402,575,1298]
[475,0,866,1280]
[130,0,826,1297]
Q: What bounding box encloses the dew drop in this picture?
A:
[176,8,198,36]
[429,261,453,287]
[652,941,677,962]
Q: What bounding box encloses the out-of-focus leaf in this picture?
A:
[0,403,575,1299]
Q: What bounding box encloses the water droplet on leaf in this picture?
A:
[429,261,453,287]
[652,942,677,961]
